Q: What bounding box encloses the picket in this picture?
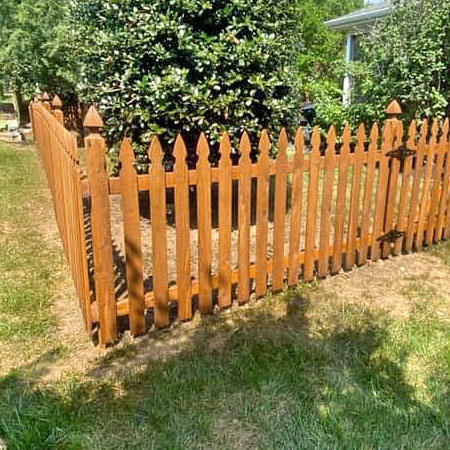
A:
[332,125,351,273]
[393,120,416,255]
[416,119,438,249]
[120,139,146,335]
[436,119,450,240]
[237,132,252,303]
[218,133,232,307]
[346,124,365,269]
[287,129,304,286]
[196,133,213,313]
[405,121,427,252]
[303,127,321,281]
[382,119,402,258]
[173,135,192,320]
[318,126,336,277]
[255,130,271,296]
[358,124,378,265]
[272,129,288,291]
[371,122,393,261]
[149,137,170,328]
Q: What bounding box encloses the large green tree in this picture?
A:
[0,0,76,121]
[357,0,450,122]
[72,0,303,162]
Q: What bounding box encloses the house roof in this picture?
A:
[324,2,392,31]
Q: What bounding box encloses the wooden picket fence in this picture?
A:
[31,97,450,347]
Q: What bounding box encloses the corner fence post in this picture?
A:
[51,95,64,125]
[84,105,117,347]
[42,91,51,112]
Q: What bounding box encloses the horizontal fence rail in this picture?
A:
[31,98,450,347]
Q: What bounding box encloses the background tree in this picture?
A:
[357,0,450,122]
[314,0,450,129]
[0,0,76,123]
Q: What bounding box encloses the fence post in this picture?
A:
[84,105,117,347]
[42,91,51,112]
[51,95,64,125]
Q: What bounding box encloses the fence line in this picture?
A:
[31,97,450,347]
[31,98,91,332]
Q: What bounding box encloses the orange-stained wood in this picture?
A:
[382,119,402,258]
[436,119,450,240]
[196,133,213,313]
[405,120,427,252]
[272,128,288,291]
[173,135,192,320]
[149,137,170,327]
[371,122,393,262]
[416,119,438,249]
[85,126,117,347]
[304,127,321,281]
[332,125,351,273]
[426,120,447,245]
[255,130,271,296]
[237,132,252,303]
[318,126,336,277]
[393,120,416,255]
[119,139,146,335]
[346,124,365,268]
[218,133,232,307]
[287,129,304,286]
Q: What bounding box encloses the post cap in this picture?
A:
[386,99,402,116]
[83,105,104,130]
[52,94,62,109]
[42,92,50,101]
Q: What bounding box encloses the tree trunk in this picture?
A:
[12,91,29,126]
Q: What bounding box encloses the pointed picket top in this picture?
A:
[149,136,164,163]
[196,132,210,167]
[293,128,305,162]
[277,128,288,158]
[120,138,134,162]
[173,134,188,167]
[219,131,231,165]
[419,119,429,143]
[42,91,50,101]
[386,99,402,116]
[325,125,337,156]
[259,129,270,158]
[52,94,62,109]
[431,118,439,139]
[240,131,251,159]
[407,120,417,147]
[381,119,393,152]
[369,123,379,145]
[341,125,351,155]
[83,105,104,130]
[440,118,449,144]
[311,127,321,155]
[120,138,135,165]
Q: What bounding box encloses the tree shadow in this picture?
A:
[1,288,448,449]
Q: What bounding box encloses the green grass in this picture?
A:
[0,142,450,449]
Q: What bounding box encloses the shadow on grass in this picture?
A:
[0,288,448,449]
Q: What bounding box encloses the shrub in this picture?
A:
[72,0,303,169]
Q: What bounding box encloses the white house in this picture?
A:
[324,0,393,104]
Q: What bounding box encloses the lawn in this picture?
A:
[0,141,449,449]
